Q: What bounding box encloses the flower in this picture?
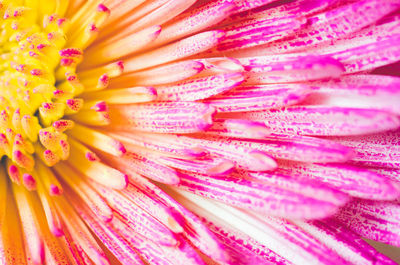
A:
[0,0,400,264]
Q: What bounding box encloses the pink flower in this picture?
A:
[0,0,399,264]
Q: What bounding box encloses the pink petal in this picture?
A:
[199,216,291,265]
[156,73,244,101]
[72,203,144,265]
[108,102,215,133]
[183,135,278,171]
[126,175,230,264]
[334,199,400,247]
[277,161,400,200]
[228,0,277,14]
[124,30,225,73]
[262,0,400,54]
[90,181,178,247]
[239,55,344,83]
[120,184,184,233]
[176,171,344,219]
[331,34,400,73]
[112,60,204,87]
[226,0,338,24]
[107,130,208,159]
[205,119,272,139]
[148,1,236,48]
[101,151,180,185]
[304,75,400,114]
[174,192,348,265]
[158,236,206,265]
[295,219,397,265]
[157,156,234,176]
[331,130,400,169]
[204,84,311,112]
[216,15,305,52]
[244,170,349,206]
[235,106,400,136]
[205,133,354,163]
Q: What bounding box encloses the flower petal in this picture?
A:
[176,171,344,219]
[108,102,215,133]
[294,219,397,265]
[304,75,400,114]
[173,190,348,265]
[204,84,312,112]
[235,106,400,136]
[263,0,400,53]
[204,134,354,163]
[331,130,400,168]
[112,60,204,87]
[156,73,244,101]
[277,161,400,200]
[240,55,344,83]
[334,199,400,247]
[124,30,225,73]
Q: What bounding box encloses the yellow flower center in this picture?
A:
[0,1,109,176]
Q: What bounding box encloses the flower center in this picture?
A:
[0,2,108,178]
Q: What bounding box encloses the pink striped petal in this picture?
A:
[235,106,400,136]
[205,119,272,139]
[330,34,400,73]
[262,0,400,54]
[90,182,178,247]
[108,216,174,265]
[125,174,229,264]
[100,0,197,44]
[158,237,206,265]
[183,135,278,171]
[228,0,277,14]
[174,191,346,265]
[72,203,144,265]
[216,15,305,52]
[200,216,291,265]
[204,84,312,112]
[176,171,344,219]
[227,0,337,24]
[331,130,400,168]
[309,14,400,54]
[148,1,236,49]
[113,133,277,171]
[304,75,400,114]
[244,171,349,206]
[370,168,400,183]
[157,156,234,176]
[205,133,354,163]
[59,175,114,223]
[112,60,204,87]
[334,199,400,247]
[196,57,244,75]
[156,73,244,101]
[239,55,344,83]
[108,131,208,159]
[119,184,184,233]
[124,30,225,73]
[295,219,397,265]
[249,215,349,264]
[101,151,180,185]
[108,102,215,133]
[107,217,172,265]
[277,161,400,200]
